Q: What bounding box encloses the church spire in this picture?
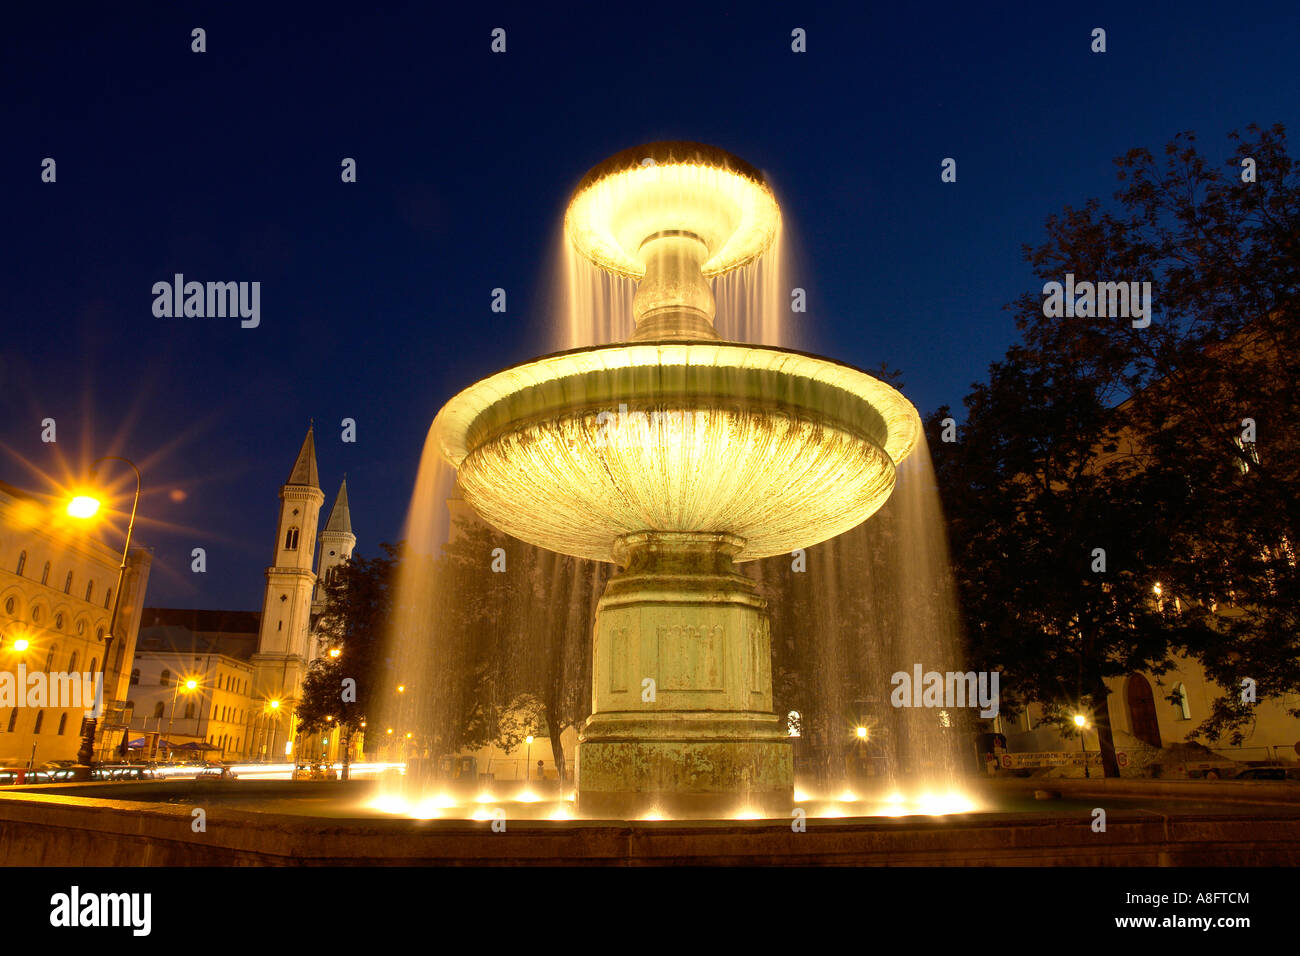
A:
[324,477,352,534]
[286,424,320,488]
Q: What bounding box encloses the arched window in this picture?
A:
[68,651,78,672]
[64,571,73,594]
[285,527,300,550]
[33,711,44,734]
[41,562,50,586]
[44,647,57,672]
[103,588,112,609]
[184,702,195,719]
[88,658,97,674]
[786,710,802,737]
[160,668,171,686]
[85,581,94,602]
[130,668,140,686]
[152,702,164,719]
[1173,683,1191,720]
[57,713,67,735]
[4,597,13,615]
[15,551,26,576]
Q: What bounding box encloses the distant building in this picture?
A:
[127,425,357,764]
[127,609,260,761]
[0,479,152,766]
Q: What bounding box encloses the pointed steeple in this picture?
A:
[286,425,320,488]
[324,477,352,534]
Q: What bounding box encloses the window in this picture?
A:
[160,669,171,686]
[4,597,13,615]
[41,562,50,586]
[44,647,56,671]
[33,711,44,734]
[64,571,73,594]
[153,702,164,719]
[54,613,63,630]
[88,658,96,674]
[103,588,112,609]
[285,527,300,550]
[85,581,93,602]
[68,651,78,672]
[16,551,26,576]
[130,668,140,686]
[1173,683,1191,720]
[184,702,195,720]
[57,713,67,735]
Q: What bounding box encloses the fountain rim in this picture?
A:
[432,339,923,469]
[569,141,771,196]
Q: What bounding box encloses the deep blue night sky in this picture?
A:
[4,1,1298,610]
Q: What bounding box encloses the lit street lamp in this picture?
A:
[67,455,141,779]
[1073,713,1090,778]
[166,678,199,761]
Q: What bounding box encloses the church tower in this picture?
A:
[313,478,355,612]
[309,478,356,660]
[252,426,325,722]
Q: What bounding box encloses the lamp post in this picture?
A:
[68,456,141,779]
[165,678,198,762]
[1073,713,1090,778]
[525,735,534,782]
[264,699,281,762]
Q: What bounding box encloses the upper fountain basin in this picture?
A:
[433,342,922,564]
[565,142,781,280]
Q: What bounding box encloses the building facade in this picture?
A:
[0,479,152,766]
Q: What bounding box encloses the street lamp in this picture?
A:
[165,677,199,762]
[67,455,141,778]
[525,735,534,782]
[1073,713,1090,778]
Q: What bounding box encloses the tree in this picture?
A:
[297,546,397,780]
[936,124,1299,769]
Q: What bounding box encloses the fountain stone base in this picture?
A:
[576,532,793,817]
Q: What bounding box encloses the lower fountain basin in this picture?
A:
[433,342,922,563]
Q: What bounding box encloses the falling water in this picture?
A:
[752,433,971,801]
[557,221,792,349]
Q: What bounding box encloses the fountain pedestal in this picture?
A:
[576,532,793,817]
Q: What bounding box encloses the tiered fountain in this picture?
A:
[432,142,921,817]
